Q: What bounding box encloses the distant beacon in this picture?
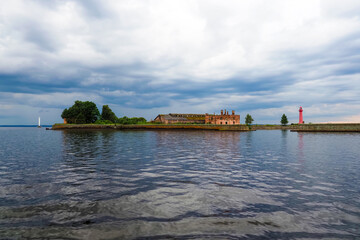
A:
[299,106,303,124]
[38,117,41,128]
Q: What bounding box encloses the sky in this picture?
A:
[1,0,360,125]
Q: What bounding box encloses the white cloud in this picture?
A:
[0,104,13,110]
[100,89,135,97]
[0,0,360,123]
[0,92,103,108]
[2,0,359,81]
[340,114,360,123]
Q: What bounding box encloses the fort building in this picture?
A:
[153,114,206,124]
[205,109,240,125]
[153,110,240,125]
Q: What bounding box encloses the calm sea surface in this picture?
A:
[0,127,359,239]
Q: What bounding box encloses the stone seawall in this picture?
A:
[116,124,251,131]
[52,124,117,130]
[52,124,251,131]
[251,125,297,130]
[292,123,360,132]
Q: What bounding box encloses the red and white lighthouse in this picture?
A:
[299,106,303,124]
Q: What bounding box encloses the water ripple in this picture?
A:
[0,128,359,239]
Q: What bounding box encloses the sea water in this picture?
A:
[0,127,359,239]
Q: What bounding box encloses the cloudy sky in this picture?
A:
[1,0,360,124]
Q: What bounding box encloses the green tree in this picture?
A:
[61,100,100,124]
[117,116,129,125]
[245,114,254,125]
[117,116,147,125]
[101,105,118,123]
[281,114,289,126]
[131,117,147,124]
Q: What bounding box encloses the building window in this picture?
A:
[220,122,222,124]
[233,121,235,124]
[226,122,228,124]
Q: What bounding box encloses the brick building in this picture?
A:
[153,113,205,124]
[205,109,240,125]
[153,110,240,125]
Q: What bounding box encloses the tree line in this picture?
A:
[61,101,146,124]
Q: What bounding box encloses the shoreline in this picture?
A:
[52,123,252,131]
[51,123,360,132]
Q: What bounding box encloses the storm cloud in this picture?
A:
[1,0,360,124]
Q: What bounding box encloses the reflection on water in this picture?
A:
[0,128,359,239]
[297,133,305,172]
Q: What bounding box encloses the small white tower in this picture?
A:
[38,117,41,128]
